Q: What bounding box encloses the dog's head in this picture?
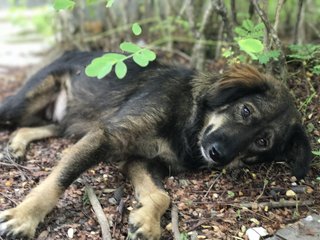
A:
[198,64,312,179]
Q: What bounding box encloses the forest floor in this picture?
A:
[0,59,319,240]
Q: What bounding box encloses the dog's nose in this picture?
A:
[208,143,222,162]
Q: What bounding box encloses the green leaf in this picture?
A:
[222,48,234,58]
[312,150,320,156]
[243,19,254,31]
[140,49,156,61]
[106,0,115,8]
[312,65,320,75]
[133,53,148,67]
[85,57,113,79]
[102,53,126,62]
[53,0,75,10]
[120,42,141,53]
[234,27,249,37]
[132,23,142,36]
[227,190,235,198]
[238,38,264,60]
[257,50,280,64]
[258,54,269,64]
[115,61,127,79]
[238,39,264,53]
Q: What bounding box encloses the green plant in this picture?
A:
[224,19,280,64]
[288,44,320,75]
[85,42,156,79]
[53,0,157,79]
[179,232,189,240]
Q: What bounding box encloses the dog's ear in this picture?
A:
[205,64,271,108]
[284,124,312,179]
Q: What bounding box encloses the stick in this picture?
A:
[0,192,18,206]
[213,0,233,42]
[230,0,238,25]
[204,172,223,198]
[190,0,215,71]
[85,185,112,240]
[171,205,180,240]
[237,200,315,209]
[274,0,285,33]
[293,0,304,44]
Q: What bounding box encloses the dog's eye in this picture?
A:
[256,138,268,147]
[241,105,251,119]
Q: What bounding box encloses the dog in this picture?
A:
[0,51,312,239]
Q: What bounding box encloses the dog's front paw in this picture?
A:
[127,204,161,240]
[0,208,38,239]
[7,140,26,162]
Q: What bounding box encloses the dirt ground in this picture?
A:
[0,62,319,240]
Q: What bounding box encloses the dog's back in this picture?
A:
[0,51,196,138]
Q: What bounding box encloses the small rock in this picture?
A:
[165,223,172,231]
[250,218,260,226]
[67,228,74,239]
[286,189,296,197]
[305,215,313,222]
[246,227,268,240]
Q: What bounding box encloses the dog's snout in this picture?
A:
[209,145,219,159]
[208,143,223,162]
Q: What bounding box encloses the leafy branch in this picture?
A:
[85,43,156,79]
[53,0,156,79]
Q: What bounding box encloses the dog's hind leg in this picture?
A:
[0,128,105,239]
[124,161,170,240]
[7,124,61,161]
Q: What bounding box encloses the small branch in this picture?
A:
[214,22,225,60]
[171,205,180,240]
[274,0,285,33]
[204,172,223,198]
[238,200,315,209]
[190,0,215,71]
[0,192,18,206]
[85,185,112,240]
[213,0,234,42]
[230,0,238,25]
[293,0,305,44]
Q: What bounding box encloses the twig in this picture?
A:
[213,0,233,42]
[293,0,304,44]
[204,172,223,198]
[171,205,180,240]
[85,185,112,240]
[274,0,285,33]
[0,192,18,206]
[151,46,191,62]
[0,161,38,171]
[230,0,238,25]
[190,0,215,71]
[237,199,314,209]
[255,162,274,202]
[178,0,191,17]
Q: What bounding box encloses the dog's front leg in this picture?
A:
[0,129,106,239]
[124,161,170,240]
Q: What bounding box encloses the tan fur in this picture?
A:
[0,129,106,238]
[125,162,170,240]
[219,64,270,88]
[8,124,60,159]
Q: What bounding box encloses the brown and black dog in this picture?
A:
[0,52,311,239]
